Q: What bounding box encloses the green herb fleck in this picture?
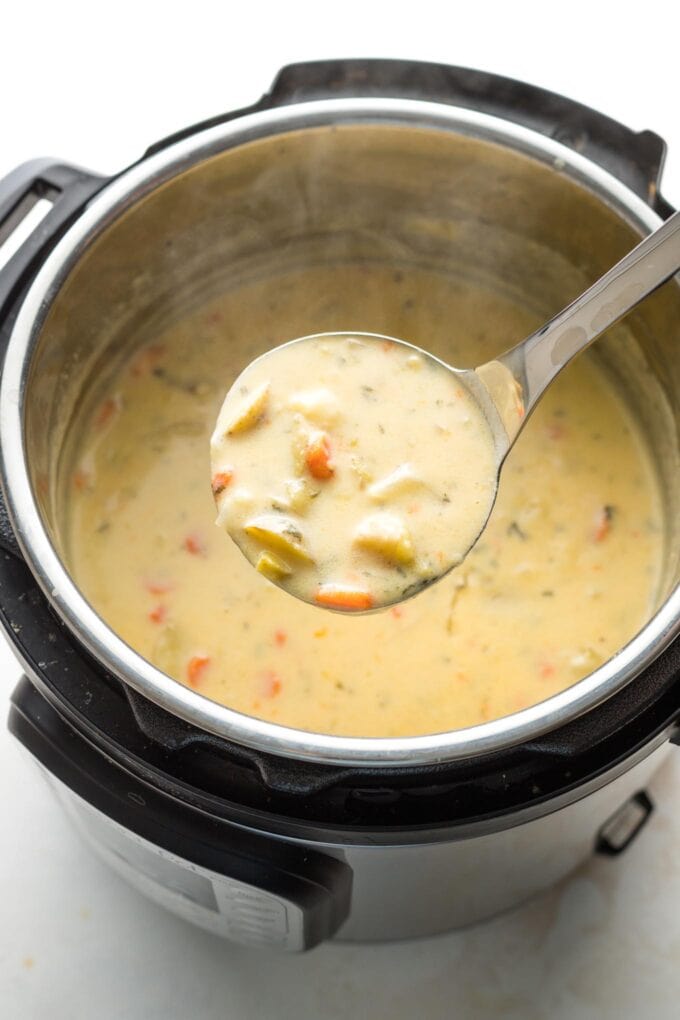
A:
[507,521,528,541]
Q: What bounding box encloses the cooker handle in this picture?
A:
[0,160,108,559]
[262,60,674,218]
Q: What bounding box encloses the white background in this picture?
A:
[1,2,679,1017]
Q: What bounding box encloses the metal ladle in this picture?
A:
[331,205,680,567]
[215,209,680,612]
[465,207,680,461]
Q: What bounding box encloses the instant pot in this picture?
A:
[1,60,679,950]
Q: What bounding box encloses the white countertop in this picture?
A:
[1,5,679,1017]
[2,685,679,1020]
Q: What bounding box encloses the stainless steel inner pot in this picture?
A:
[1,99,679,767]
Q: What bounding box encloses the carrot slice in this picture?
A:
[184,533,206,555]
[261,669,283,698]
[305,433,334,480]
[187,655,210,687]
[148,604,167,624]
[274,629,287,647]
[211,469,234,497]
[145,578,173,595]
[315,585,374,611]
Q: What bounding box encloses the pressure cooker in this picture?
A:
[1,60,678,950]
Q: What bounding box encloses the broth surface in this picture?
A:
[65,265,663,736]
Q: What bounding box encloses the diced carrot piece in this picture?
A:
[145,578,173,595]
[390,606,403,619]
[261,669,282,698]
[184,533,206,555]
[274,629,287,647]
[315,585,374,611]
[305,432,334,480]
[95,396,120,429]
[211,469,234,497]
[540,662,555,679]
[381,340,395,353]
[148,604,167,624]
[187,655,210,687]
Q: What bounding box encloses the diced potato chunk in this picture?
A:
[350,456,373,489]
[222,381,270,436]
[215,487,256,528]
[368,464,426,502]
[288,388,341,427]
[244,514,314,563]
[255,550,293,582]
[354,512,415,565]
[271,478,319,514]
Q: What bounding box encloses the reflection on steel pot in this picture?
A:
[0,61,678,949]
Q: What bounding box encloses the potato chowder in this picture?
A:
[64,265,663,737]
[210,335,499,611]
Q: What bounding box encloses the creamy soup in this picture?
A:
[64,265,663,737]
[211,335,498,611]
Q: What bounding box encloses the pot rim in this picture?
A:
[1,97,678,768]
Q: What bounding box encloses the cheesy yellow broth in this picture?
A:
[64,265,663,737]
[210,335,498,611]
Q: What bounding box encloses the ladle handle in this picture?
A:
[496,208,680,442]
